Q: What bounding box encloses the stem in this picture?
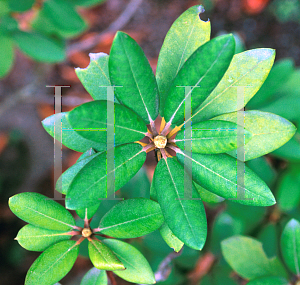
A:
[166,144,183,154]
[160,148,168,160]
[64,230,81,236]
[72,225,83,231]
[150,120,158,136]
[107,271,117,285]
[142,143,155,153]
[75,236,86,245]
[160,121,172,136]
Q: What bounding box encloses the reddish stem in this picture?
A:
[107,271,117,285]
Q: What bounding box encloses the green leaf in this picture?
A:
[177,152,275,206]
[75,53,118,102]
[15,224,71,252]
[71,0,107,7]
[42,112,106,152]
[43,0,87,38]
[109,31,159,123]
[57,150,100,195]
[99,198,164,238]
[12,31,65,62]
[0,16,19,34]
[9,192,75,231]
[247,58,295,109]
[156,5,211,116]
[80,268,108,285]
[67,100,147,144]
[0,1,10,17]
[153,157,207,250]
[76,204,100,220]
[0,33,14,78]
[163,34,235,125]
[257,224,278,258]
[194,182,225,203]
[103,239,155,284]
[212,110,297,161]
[247,276,289,285]
[277,167,300,212]
[191,48,275,123]
[25,240,79,285]
[88,239,125,271]
[175,120,252,154]
[8,0,35,12]
[221,236,286,280]
[66,143,146,209]
[281,219,300,274]
[159,223,184,252]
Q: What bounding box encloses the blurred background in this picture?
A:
[0,0,300,284]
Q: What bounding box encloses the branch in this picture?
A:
[67,0,144,55]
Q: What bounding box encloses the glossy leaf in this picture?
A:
[67,100,147,144]
[66,144,146,209]
[156,5,211,115]
[153,157,207,250]
[212,111,296,161]
[9,192,75,231]
[16,224,71,252]
[177,152,275,206]
[76,204,100,220]
[25,240,79,285]
[222,236,286,280]
[8,0,34,12]
[277,167,300,212]
[75,53,119,102]
[247,58,295,109]
[175,120,252,154]
[163,34,235,125]
[0,33,14,78]
[80,268,108,285]
[43,0,87,38]
[103,239,155,284]
[88,239,125,271]
[281,219,300,274]
[159,223,184,252]
[12,31,65,62]
[109,31,159,123]
[247,277,289,285]
[56,149,99,195]
[99,198,164,238]
[191,48,275,122]
[42,112,106,152]
[194,182,225,203]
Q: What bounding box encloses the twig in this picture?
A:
[67,0,144,55]
[139,248,183,285]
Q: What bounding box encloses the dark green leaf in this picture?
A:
[175,120,252,154]
[222,236,286,280]
[80,268,107,285]
[246,156,276,187]
[67,100,147,144]
[88,239,125,271]
[75,53,118,102]
[156,5,211,116]
[0,33,14,78]
[212,110,296,161]
[177,152,275,206]
[103,239,155,284]
[9,192,75,231]
[163,34,235,125]
[99,198,164,238]
[247,58,295,109]
[257,224,278,258]
[43,0,87,38]
[281,219,300,274]
[153,157,207,250]
[191,48,275,122]
[16,224,71,252]
[66,144,146,209]
[42,112,106,152]
[0,16,19,34]
[71,0,107,7]
[247,277,289,285]
[25,240,79,285]
[109,31,159,123]
[159,223,184,252]
[76,204,100,220]
[12,31,65,62]
[277,167,300,212]
[8,0,34,12]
